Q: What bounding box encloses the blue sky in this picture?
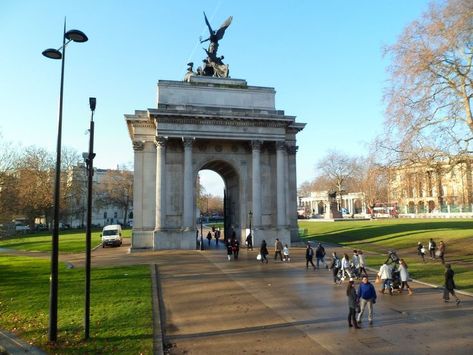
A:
[0,0,429,196]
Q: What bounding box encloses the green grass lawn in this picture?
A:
[299,218,473,293]
[0,228,132,253]
[0,255,153,354]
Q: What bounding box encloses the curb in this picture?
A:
[150,264,165,355]
[0,329,46,355]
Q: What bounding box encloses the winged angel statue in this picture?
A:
[184,12,233,81]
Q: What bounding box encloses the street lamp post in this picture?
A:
[249,210,253,234]
[200,214,204,251]
[84,97,96,340]
[42,19,88,342]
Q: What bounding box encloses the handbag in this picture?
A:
[375,275,381,284]
[420,247,426,254]
[256,254,262,261]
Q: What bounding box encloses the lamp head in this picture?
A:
[89,97,96,111]
[42,48,62,60]
[65,29,88,43]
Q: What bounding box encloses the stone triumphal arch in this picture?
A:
[125,76,305,250]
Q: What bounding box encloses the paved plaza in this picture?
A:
[2,240,472,354]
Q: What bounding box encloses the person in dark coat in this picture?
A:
[207,231,212,246]
[232,239,240,260]
[246,233,253,250]
[226,242,233,261]
[305,243,316,270]
[260,240,268,264]
[346,280,360,328]
[443,264,460,305]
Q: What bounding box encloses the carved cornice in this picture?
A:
[132,141,145,151]
[152,115,289,129]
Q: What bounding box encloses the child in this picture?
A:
[283,244,291,262]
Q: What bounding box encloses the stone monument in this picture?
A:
[125,14,305,250]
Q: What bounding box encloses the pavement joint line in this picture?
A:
[150,264,165,355]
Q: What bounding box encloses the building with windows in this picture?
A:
[298,191,367,218]
[389,158,473,215]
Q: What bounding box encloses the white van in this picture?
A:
[101,224,123,247]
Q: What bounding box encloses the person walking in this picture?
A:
[358,250,368,277]
[283,244,291,262]
[226,242,233,261]
[352,250,360,278]
[330,252,341,284]
[315,243,326,269]
[399,259,413,295]
[443,264,461,305]
[233,239,240,260]
[438,241,446,264]
[341,253,351,280]
[215,229,220,247]
[245,233,253,250]
[260,239,269,264]
[274,238,283,261]
[429,238,437,260]
[378,263,393,295]
[417,242,426,263]
[206,231,212,246]
[346,279,360,328]
[305,243,316,270]
[357,276,377,325]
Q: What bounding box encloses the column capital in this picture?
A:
[286,144,299,155]
[155,137,167,148]
[132,141,145,151]
[182,137,194,148]
[276,141,286,151]
[251,140,262,151]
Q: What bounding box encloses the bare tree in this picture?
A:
[382,0,473,163]
[96,169,133,225]
[317,150,361,210]
[0,134,19,223]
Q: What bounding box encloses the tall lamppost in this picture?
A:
[83,97,96,340]
[42,19,88,342]
[248,210,252,236]
[200,213,204,251]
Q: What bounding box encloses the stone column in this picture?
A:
[132,141,145,230]
[276,142,286,227]
[251,141,262,227]
[155,137,167,230]
[287,144,299,238]
[182,137,194,229]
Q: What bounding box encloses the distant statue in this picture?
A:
[200,12,232,58]
[184,12,232,80]
[183,62,195,82]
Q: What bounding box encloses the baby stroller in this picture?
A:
[391,269,401,293]
[350,262,361,280]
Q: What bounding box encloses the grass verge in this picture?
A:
[0,255,153,354]
[0,228,132,253]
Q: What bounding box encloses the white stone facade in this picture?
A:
[125,77,305,250]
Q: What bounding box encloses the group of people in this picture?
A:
[377,254,413,295]
[417,238,446,264]
[329,250,368,283]
[258,238,291,263]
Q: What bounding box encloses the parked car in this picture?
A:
[15,223,30,232]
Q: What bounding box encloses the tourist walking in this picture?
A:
[438,241,446,264]
[207,231,212,246]
[315,243,326,269]
[357,276,377,325]
[215,229,220,246]
[274,238,283,261]
[232,239,240,260]
[378,263,393,295]
[245,233,253,250]
[305,243,316,270]
[260,240,269,264]
[330,252,341,283]
[417,242,426,263]
[341,253,351,280]
[346,280,360,328]
[399,259,413,295]
[429,238,437,259]
[226,242,233,261]
[358,250,368,277]
[443,264,460,305]
[283,244,291,262]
